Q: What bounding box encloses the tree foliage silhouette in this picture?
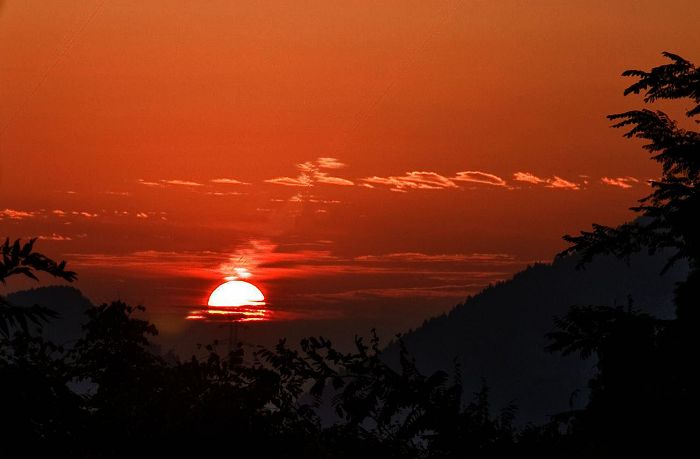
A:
[560,52,699,319]
[549,52,698,456]
[0,238,76,337]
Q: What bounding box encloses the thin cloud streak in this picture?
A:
[354,252,520,264]
[138,179,205,187]
[38,233,73,241]
[2,208,166,223]
[265,176,314,187]
[316,157,346,169]
[512,172,546,184]
[293,284,488,302]
[160,179,205,187]
[206,191,246,196]
[64,240,534,321]
[314,173,355,186]
[513,172,580,190]
[547,176,580,190]
[67,244,530,290]
[362,171,458,192]
[0,209,36,220]
[601,176,639,189]
[452,171,507,187]
[210,178,250,185]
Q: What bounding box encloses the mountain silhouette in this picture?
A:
[6,286,94,346]
[383,251,687,425]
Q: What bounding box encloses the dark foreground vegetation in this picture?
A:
[1,53,697,457]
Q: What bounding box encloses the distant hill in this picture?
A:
[6,286,94,346]
[383,252,687,425]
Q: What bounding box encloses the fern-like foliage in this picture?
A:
[0,238,77,337]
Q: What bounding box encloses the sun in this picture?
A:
[207,280,265,307]
[187,279,269,322]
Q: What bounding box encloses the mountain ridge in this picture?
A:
[383,252,687,425]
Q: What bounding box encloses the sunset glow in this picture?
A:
[1,0,697,343]
[1,1,696,452]
[207,280,265,307]
[185,280,269,322]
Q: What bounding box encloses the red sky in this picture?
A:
[1,1,698,347]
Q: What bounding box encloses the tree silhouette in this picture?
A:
[561,52,699,320]
[549,52,698,456]
[0,238,76,337]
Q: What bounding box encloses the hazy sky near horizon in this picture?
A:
[1,1,698,341]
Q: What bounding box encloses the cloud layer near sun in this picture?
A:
[64,239,533,316]
[1,156,652,328]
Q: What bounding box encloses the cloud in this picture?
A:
[38,233,72,241]
[314,173,355,186]
[513,172,546,184]
[452,171,507,187]
[138,179,205,187]
[354,252,520,264]
[285,249,533,306]
[160,179,204,187]
[67,241,533,318]
[104,191,131,196]
[362,171,457,191]
[265,157,354,187]
[66,239,331,282]
[363,170,508,191]
[0,209,36,220]
[72,211,99,218]
[295,284,484,301]
[137,179,161,187]
[67,250,225,279]
[316,157,346,169]
[210,178,250,185]
[265,176,314,187]
[601,176,639,189]
[546,176,580,190]
[67,242,525,285]
[513,172,580,190]
[103,191,132,196]
[206,191,245,196]
[274,194,342,204]
[1,208,165,224]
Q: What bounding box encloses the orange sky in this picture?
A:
[1,1,698,345]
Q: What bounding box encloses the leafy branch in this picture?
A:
[0,238,77,337]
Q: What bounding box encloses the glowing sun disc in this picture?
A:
[207,280,265,307]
